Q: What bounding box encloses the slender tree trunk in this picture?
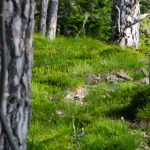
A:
[0,0,35,149]
[47,0,59,40]
[111,0,140,48]
[38,0,48,36]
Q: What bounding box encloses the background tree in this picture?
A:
[47,0,59,40]
[38,0,49,36]
[34,0,149,43]
[0,0,35,149]
[111,0,149,48]
[111,0,140,48]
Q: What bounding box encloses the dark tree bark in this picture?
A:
[38,0,49,36]
[47,0,59,40]
[0,0,35,149]
[111,0,140,48]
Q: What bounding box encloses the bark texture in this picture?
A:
[0,0,35,149]
[38,0,48,36]
[111,0,140,48]
[47,0,59,40]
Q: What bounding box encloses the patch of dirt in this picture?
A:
[87,70,133,85]
[139,120,150,129]
[65,86,87,104]
[127,120,150,129]
[106,70,133,83]
[87,75,102,85]
[56,109,65,117]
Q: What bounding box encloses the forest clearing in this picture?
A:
[28,35,150,149]
[0,0,150,149]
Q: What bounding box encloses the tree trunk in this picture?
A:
[38,0,49,36]
[111,0,140,48]
[47,0,59,40]
[0,0,35,149]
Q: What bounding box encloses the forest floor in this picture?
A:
[28,34,150,150]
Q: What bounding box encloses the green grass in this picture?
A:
[28,34,150,150]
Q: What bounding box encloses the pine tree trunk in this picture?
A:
[47,0,59,40]
[38,0,48,36]
[111,0,140,48]
[0,0,35,149]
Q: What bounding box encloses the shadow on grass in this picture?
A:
[99,47,122,58]
[106,85,150,120]
[28,131,69,150]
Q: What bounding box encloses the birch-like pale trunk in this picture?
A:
[38,0,48,36]
[0,0,35,149]
[47,0,59,40]
[111,0,140,48]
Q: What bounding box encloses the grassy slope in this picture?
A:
[28,34,150,150]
